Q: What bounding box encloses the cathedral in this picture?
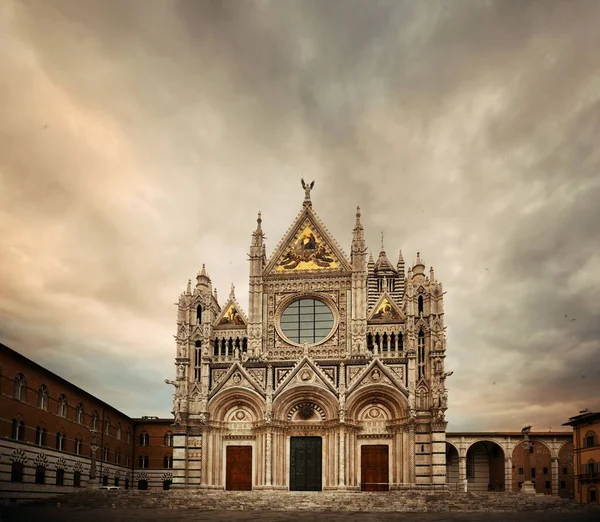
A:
[169,181,449,491]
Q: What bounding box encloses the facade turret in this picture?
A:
[248,211,266,356]
[350,207,368,354]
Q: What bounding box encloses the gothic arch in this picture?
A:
[272,385,338,422]
[209,388,264,423]
[346,384,407,421]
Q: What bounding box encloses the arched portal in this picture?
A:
[466,441,505,492]
[445,442,460,491]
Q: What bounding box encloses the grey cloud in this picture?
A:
[1,0,599,425]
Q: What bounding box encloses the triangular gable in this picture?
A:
[367,292,405,323]
[209,362,265,399]
[214,300,248,328]
[273,356,338,398]
[264,206,351,274]
[346,358,408,397]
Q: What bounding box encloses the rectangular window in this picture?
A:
[560,480,566,489]
[11,462,24,483]
[531,468,536,478]
[56,468,65,486]
[74,471,81,487]
[563,467,568,475]
[518,468,524,475]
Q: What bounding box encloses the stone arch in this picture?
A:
[512,440,552,494]
[446,442,460,490]
[466,440,505,492]
[209,388,264,423]
[346,384,407,421]
[272,385,338,422]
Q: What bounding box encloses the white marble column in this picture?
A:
[338,430,346,487]
[505,456,513,492]
[266,431,272,487]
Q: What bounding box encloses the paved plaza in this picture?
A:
[1,507,600,522]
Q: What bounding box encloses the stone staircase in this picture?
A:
[25,489,592,513]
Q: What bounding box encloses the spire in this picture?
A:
[368,251,375,267]
[374,233,396,275]
[213,287,218,303]
[351,206,366,264]
[186,279,192,295]
[229,283,235,299]
[413,251,425,276]
[380,231,385,253]
[430,265,435,281]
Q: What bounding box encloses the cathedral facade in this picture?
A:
[170,182,449,491]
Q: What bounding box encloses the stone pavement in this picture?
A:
[1,507,600,522]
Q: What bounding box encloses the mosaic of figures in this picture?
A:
[276,224,340,271]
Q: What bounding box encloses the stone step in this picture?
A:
[24,490,589,513]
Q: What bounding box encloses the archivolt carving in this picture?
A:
[272,386,337,421]
[209,388,264,422]
[288,402,326,421]
[10,449,27,464]
[346,385,407,421]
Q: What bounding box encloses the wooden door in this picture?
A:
[290,437,322,491]
[361,445,389,491]
[226,446,252,490]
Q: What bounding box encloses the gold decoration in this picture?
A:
[371,298,400,321]
[276,225,339,271]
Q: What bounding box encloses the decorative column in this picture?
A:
[408,422,416,484]
[338,430,346,488]
[551,456,560,497]
[521,430,536,494]
[266,431,272,487]
[458,455,467,488]
[505,456,513,492]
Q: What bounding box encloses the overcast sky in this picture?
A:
[1,0,599,431]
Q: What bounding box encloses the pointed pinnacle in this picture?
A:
[186,279,192,294]
[257,211,262,229]
[229,283,235,298]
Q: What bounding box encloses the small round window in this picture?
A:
[280,298,334,344]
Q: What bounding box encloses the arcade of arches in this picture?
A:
[445,434,574,497]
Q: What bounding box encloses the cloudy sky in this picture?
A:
[1,0,599,431]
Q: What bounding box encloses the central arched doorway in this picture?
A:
[466,441,505,492]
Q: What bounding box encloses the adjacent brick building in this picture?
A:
[0,344,173,502]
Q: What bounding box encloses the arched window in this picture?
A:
[138,456,149,468]
[92,411,98,431]
[139,432,150,446]
[11,462,24,483]
[116,423,122,440]
[418,330,426,379]
[14,373,27,401]
[56,431,65,451]
[12,418,25,441]
[74,437,82,455]
[115,449,121,465]
[163,455,173,468]
[164,432,173,446]
[197,304,202,324]
[418,295,424,315]
[104,417,111,436]
[126,429,132,444]
[35,465,46,484]
[103,445,109,461]
[37,384,48,410]
[35,426,45,445]
[586,459,597,475]
[56,468,65,486]
[163,479,172,490]
[58,394,68,417]
[76,403,84,424]
[126,454,130,467]
[585,431,596,448]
